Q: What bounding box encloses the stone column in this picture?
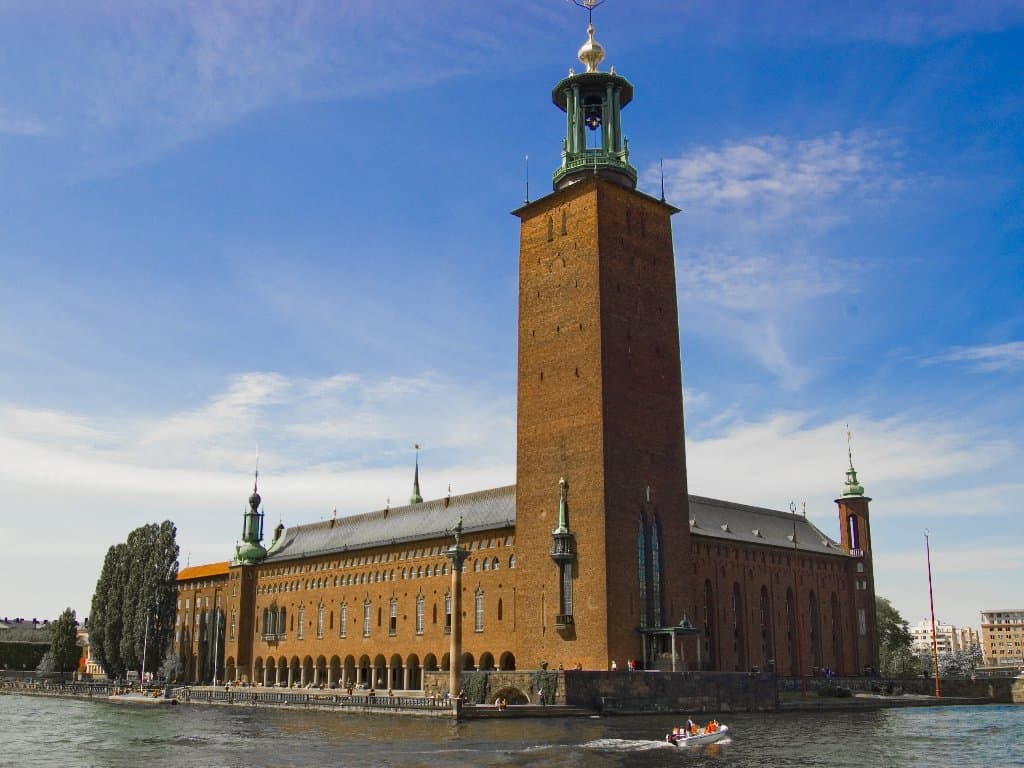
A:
[301,664,308,687]
[446,542,469,698]
[327,665,334,689]
[287,664,294,687]
[313,665,319,687]
[403,665,411,691]
[263,666,270,687]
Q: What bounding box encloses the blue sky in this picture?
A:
[1,1,1021,633]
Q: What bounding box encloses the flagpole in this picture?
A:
[925,530,941,698]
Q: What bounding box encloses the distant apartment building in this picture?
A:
[980,609,1024,667]
[910,620,958,655]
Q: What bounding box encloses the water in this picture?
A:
[1,695,1022,767]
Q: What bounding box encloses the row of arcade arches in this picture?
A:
[229,651,516,690]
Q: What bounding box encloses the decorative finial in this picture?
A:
[801,501,807,518]
[660,158,665,202]
[571,0,607,72]
[577,22,606,73]
[444,482,452,508]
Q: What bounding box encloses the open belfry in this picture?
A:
[174,20,879,692]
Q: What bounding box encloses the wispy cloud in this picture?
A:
[0,106,45,136]
[661,132,899,222]
[922,341,1024,372]
[648,131,905,388]
[0,2,558,173]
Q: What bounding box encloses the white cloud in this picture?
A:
[686,410,1014,514]
[650,132,904,387]
[922,341,1024,372]
[658,132,899,222]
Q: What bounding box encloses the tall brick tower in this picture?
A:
[836,449,880,674]
[513,20,692,670]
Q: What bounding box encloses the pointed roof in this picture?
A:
[410,446,423,504]
[841,447,866,498]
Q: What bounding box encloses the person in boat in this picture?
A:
[706,720,718,733]
[685,718,696,735]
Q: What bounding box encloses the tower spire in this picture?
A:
[841,424,865,497]
[410,443,423,504]
[552,1,636,191]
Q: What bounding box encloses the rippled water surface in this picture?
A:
[2,695,1022,767]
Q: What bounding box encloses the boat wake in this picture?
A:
[582,737,678,752]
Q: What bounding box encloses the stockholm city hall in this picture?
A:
[174,20,879,692]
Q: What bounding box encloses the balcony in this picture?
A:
[555,614,574,628]
[849,548,864,558]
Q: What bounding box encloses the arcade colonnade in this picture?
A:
[225,650,517,690]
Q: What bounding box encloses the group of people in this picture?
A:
[609,659,639,671]
[665,718,721,744]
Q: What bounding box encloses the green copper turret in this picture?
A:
[840,449,866,498]
[552,22,637,191]
[234,472,268,565]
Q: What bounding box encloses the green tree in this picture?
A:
[48,607,80,679]
[939,645,983,678]
[876,596,918,677]
[89,522,179,681]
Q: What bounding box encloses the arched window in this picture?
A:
[651,516,663,627]
[416,594,425,635]
[483,558,491,571]
[340,602,348,639]
[508,555,516,569]
[492,557,499,571]
[703,580,716,670]
[637,519,648,629]
[389,598,398,636]
[473,559,481,572]
[363,599,372,638]
[316,602,325,639]
[474,588,485,632]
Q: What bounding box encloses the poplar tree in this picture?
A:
[89,522,179,680]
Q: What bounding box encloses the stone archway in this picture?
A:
[492,686,529,705]
[277,656,287,686]
[358,655,371,687]
[389,653,403,690]
[302,656,314,687]
[289,656,301,687]
[265,657,276,687]
[406,654,421,690]
[329,656,341,688]
[479,652,495,671]
[424,653,438,672]
[499,651,516,671]
[373,655,387,689]
[253,657,264,686]
[461,652,475,671]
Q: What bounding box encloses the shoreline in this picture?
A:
[1,680,1014,719]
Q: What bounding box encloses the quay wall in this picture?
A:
[778,675,1018,703]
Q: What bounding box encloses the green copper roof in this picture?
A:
[841,449,865,498]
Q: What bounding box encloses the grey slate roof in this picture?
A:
[689,495,844,556]
[264,485,515,563]
[262,484,846,563]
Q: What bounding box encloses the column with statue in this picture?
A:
[445,513,469,701]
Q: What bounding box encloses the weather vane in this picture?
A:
[570,0,605,23]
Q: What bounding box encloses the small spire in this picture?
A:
[444,482,452,508]
[410,444,423,504]
[553,477,570,535]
